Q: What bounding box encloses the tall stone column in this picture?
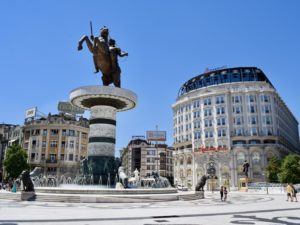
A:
[70,86,137,185]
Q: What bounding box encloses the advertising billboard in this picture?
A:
[58,102,85,115]
[146,131,166,141]
[25,107,37,119]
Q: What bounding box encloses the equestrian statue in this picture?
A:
[78,23,128,88]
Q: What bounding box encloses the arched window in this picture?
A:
[180,158,184,165]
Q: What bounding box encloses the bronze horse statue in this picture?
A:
[78,26,127,87]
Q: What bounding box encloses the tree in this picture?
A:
[266,156,281,183]
[3,144,29,181]
[278,154,300,184]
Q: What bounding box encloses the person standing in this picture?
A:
[286,183,293,202]
[292,184,298,202]
[224,187,228,201]
[220,186,224,201]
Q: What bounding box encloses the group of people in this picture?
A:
[220,186,228,201]
[286,183,298,202]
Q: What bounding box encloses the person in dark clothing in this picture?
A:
[220,186,224,201]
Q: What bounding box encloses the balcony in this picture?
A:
[46,159,57,164]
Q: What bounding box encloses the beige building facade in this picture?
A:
[23,113,89,177]
[173,67,300,190]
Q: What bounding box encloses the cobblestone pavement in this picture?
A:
[0,192,299,225]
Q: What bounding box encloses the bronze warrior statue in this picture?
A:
[78,25,128,88]
[243,160,250,178]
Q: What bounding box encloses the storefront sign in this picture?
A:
[194,147,227,153]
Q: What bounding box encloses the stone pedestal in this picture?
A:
[195,191,205,199]
[21,191,36,201]
[70,86,137,184]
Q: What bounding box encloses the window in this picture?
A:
[248,95,256,103]
[205,108,212,116]
[204,98,212,106]
[235,128,243,136]
[234,117,243,125]
[232,95,242,103]
[216,107,225,115]
[62,129,67,136]
[69,154,73,161]
[263,116,272,125]
[217,117,226,126]
[60,154,65,160]
[250,128,258,136]
[248,105,256,113]
[147,150,156,155]
[194,131,201,140]
[261,95,270,103]
[193,111,200,118]
[50,154,56,161]
[193,100,200,108]
[50,129,59,136]
[262,105,271,113]
[42,141,47,148]
[218,129,226,137]
[69,130,75,136]
[249,116,257,125]
[68,140,74,149]
[194,121,200,129]
[42,129,47,136]
[233,106,242,114]
[216,96,225,104]
[50,141,57,148]
[204,119,212,127]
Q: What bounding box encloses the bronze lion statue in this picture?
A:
[21,170,35,192]
[195,175,207,191]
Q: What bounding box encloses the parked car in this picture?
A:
[177,184,188,191]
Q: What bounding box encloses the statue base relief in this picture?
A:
[21,191,36,201]
[195,191,205,199]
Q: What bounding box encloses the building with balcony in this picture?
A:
[0,124,21,172]
[172,67,300,190]
[23,113,89,177]
[121,136,174,183]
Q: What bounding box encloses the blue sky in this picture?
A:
[1,1,300,154]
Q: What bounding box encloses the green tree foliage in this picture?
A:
[278,154,300,184]
[3,144,29,181]
[266,156,281,183]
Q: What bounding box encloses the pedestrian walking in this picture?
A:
[220,186,224,201]
[286,183,293,202]
[292,184,298,202]
[224,187,228,201]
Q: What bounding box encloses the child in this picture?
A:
[224,187,228,201]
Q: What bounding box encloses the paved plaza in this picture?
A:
[0,191,299,225]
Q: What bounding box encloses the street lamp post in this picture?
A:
[262,171,269,195]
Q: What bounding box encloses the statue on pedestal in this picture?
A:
[78,24,128,88]
[243,160,250,178]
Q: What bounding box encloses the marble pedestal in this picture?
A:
[70,86,137,184]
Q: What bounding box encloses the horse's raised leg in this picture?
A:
[78,35,93,53]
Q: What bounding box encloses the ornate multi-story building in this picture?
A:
[172,67,300,190]
[121,136,174,183]
[23,113,89,176]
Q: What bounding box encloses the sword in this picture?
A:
[90,21,94,41]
